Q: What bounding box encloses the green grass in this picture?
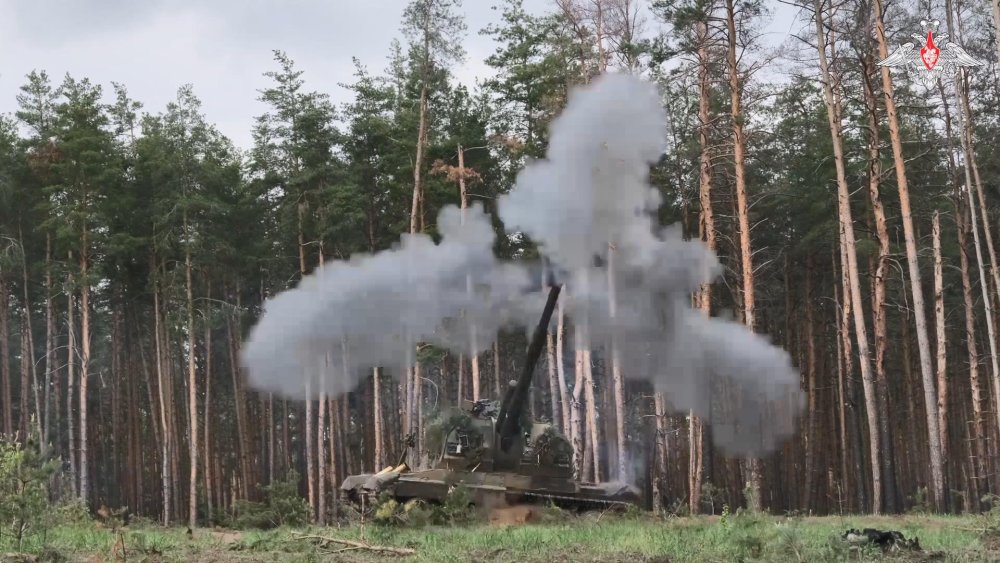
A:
[3,512,997,562]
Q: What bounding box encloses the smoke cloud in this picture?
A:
[241,73,804,457]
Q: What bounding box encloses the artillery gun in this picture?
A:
[339,285,641,512]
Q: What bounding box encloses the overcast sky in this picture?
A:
[0,0,802,150]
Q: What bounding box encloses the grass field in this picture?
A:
[4,511,999,562]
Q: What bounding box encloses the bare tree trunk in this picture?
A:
[373,367,384,470]
[329,396,338,516]
[651,418,664,514]
[958,194,987,502]
[66,263,77,496]
[456,145,481,403]
[0,276,10,437]
[154,280,171,524]
[653,393,668,512]
[816,0,883,513]
[688,412,703,514]
[414,361,423,465]
[837,233,871,512]
[226,305,252,501]
[18,227,43,445]
[317,377,327,525]
[571,328,585,480]
[79,227,91,506]
[874,0,944,510]
[203,282,214,524]
[948,0,1000,474]
[19,319,30,441]
[688,13,714,517]
[297,204,316,519]
[861,49,898,513]
[546,325,561,430]
[556,297,570,434]
[43,235,54,449]
[833,279,850,511]
[184,213,199,530]
[607,246,627,480]
[724,0,762,511]
[317,249,327,525]
[803,255,817,510]
[583,350,600,482]
[933,212,948,463]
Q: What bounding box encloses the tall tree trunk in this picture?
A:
[79,224,91,506]
[184,213,199,530]
[948,0,1000,476]
[297,203,316,519]
[0,276,11,436]
[317,248,327,525]
[203,281,214,524]
[43,235,54,450]
[725,0,761,511]
[406,77,429,439]
[817,0,883,512]
[226,306,251,501]
[836,237,869,511]
[861,48,898,513]
[329,396,339,516]
[571,326,585,479]
[833,278,850,511]
[19,319,30,441]
[373,367,384,470]
[873,0,944,510]
[803,255,817,510]
[66,263,77,496]
[689,17,714,515]
[960,195,988,502]
[154,278,171,524]
[556,297,570,434]
[457,145,481,403]
[607,245,627,480]
[546,323,561,431]
[17,226,44,445]
[651,395,664,514]
[933,212,948,466]
[583,352,600,482]
[317,375,327,525]
[944,77,988,504]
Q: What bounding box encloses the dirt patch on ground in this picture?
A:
[207,529,245,545]
[488,505,543,526]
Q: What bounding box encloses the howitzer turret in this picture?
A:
[339,284,640,512]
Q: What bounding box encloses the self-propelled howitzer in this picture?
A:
[339,285,640,511]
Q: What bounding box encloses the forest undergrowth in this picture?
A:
[3,509,999,562]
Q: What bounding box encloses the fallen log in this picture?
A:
[291,532,416,555]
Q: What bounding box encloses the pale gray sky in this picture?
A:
[0,0,801,150]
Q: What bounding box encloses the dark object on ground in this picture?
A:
[842,528,922,552]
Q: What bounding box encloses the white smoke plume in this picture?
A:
[241,73,804,457]
[241,203,540,398]
[496,73,804,455]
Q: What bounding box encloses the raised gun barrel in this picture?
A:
[495,283,562,452]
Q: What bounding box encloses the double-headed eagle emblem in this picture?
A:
[877,19,984,83]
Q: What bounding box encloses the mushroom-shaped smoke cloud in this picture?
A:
[241,73,804,457]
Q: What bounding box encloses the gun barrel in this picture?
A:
[496,284,562,450]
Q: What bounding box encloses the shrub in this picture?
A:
[232,470,310,529]
[0,435,61,550]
